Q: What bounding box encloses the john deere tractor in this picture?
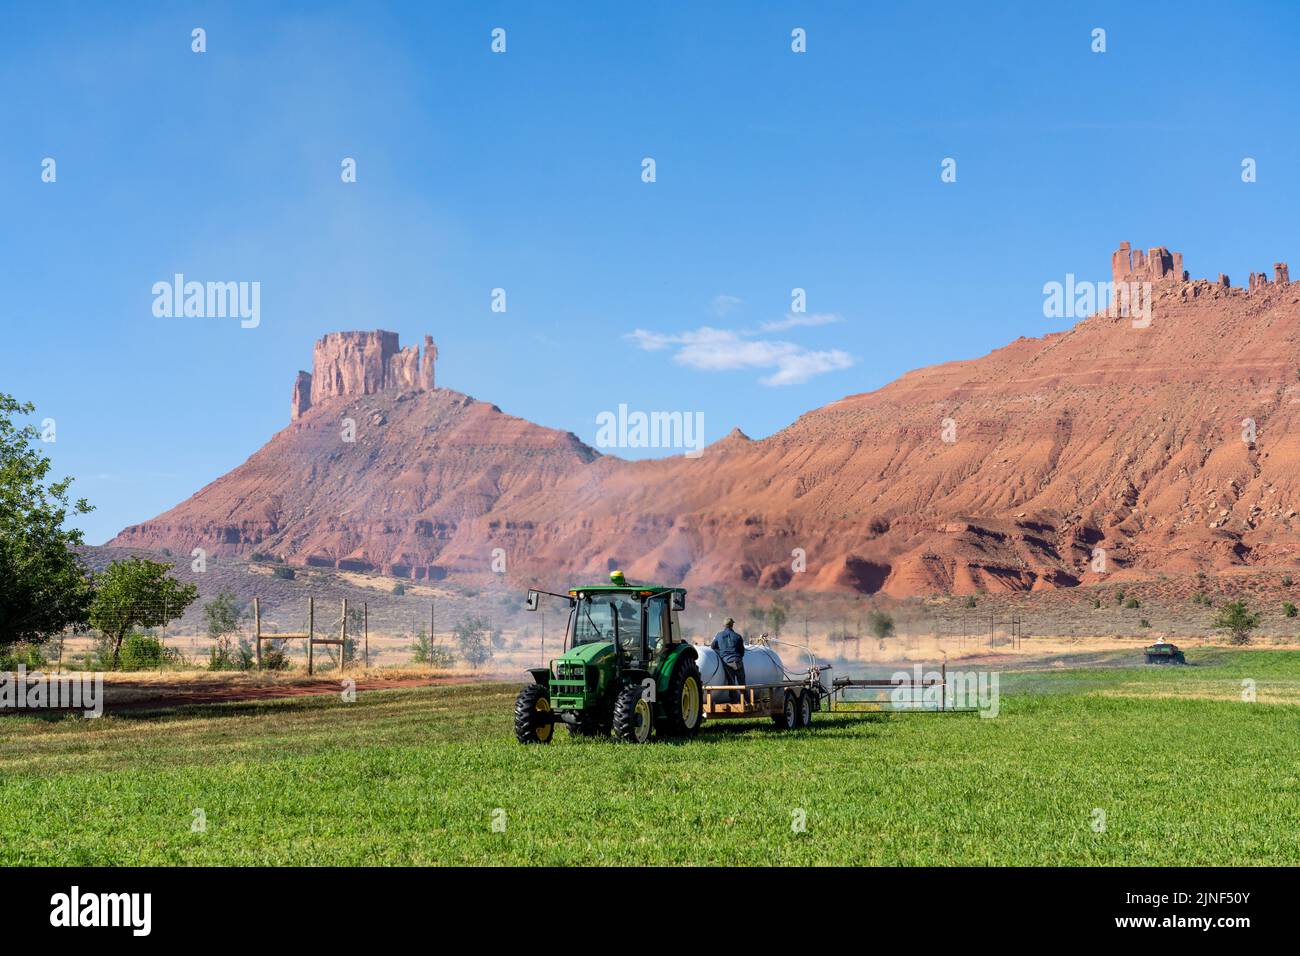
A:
[513,571,703,744]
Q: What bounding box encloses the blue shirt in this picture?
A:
[710,627,745,664]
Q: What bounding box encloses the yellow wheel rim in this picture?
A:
[535,696,553,742]
[681,676,700,727]
[633,697,652,742]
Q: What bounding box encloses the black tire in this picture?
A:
[771,691,797,729]
[795,690,813,728]
[660,659,704,737]
[513,684,554,744]
[612,683,654,743]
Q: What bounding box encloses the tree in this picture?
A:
[768,603,788,638]
[0,394,95,644]
[867,609,896,640]
[1212,600,1260,646]
[453,615,493,670]
[341,604,365,665]
[410,628,454,667]
[88,557,198,667]
[203,590,244,670]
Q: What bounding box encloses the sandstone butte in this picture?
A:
[111,245,1300,596]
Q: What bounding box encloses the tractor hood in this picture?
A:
[557,641,615,667]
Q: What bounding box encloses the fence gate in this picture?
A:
[253,597,364,675]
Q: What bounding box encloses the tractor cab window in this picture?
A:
[646,595,667,654]
[571,594,642,654]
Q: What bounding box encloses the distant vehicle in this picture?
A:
[1144,641,1186,665]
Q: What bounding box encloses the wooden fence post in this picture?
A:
[307,596,314,675]
[254,597,262,669]
[364,603,369,668]
[341,598,348,673]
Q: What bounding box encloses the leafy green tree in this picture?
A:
[88,557,198,668]
[0,394,94,644]
[203,590,244,670]
[453,615,493,670]
[867,609,895,640]
[1212,600,1261,646]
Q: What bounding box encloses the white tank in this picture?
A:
[697,644,786,687]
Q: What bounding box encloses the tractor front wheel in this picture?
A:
[612,683,654,743]
[661,660,704,737]
[514,684,555,744]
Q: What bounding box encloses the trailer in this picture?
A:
[702,650,970,727]
[702,675,826,729]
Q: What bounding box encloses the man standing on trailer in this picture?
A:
[711,617,746,702]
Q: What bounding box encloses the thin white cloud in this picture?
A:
[758,312,843,333]
[626,324,854,386]
[711,294,743,317]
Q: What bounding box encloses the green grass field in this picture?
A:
[2,649,1299,865]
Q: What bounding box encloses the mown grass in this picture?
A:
[1,649,1298,865]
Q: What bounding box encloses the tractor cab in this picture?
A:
[514,571,702,744]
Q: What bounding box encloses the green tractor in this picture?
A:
[1144,640,1186,664]
[513,571,704,744]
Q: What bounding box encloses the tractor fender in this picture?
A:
[656,644,698,695]
[527,667,551,686]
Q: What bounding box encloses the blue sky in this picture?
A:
[3,1,1298,544]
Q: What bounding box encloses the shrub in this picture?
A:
[1284,602,1297,619]
[1092,598,1102,609]
[0,642,47,670]
[409,630,454,667]
[117,633,181,671]
[392,581,406,596]
[1283,576,1294,588]
[260,642,292,670]
[963,595,977,609]
[1124,597,1140,609]
[272,566,296,580]
[1115,589,1125,604]
[1138,619,1151,628]
[867,609,895,639]
[1212,600,1261,646]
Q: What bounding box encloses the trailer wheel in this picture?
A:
[514,684,554,744]
[796,691,813,727]
[612,683,654,743]
[661,660,704,737]
[771,691,798,730]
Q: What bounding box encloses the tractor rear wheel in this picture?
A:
[514,684,554,744]
[661,660,704,737]
[612,683,654,743]
[771,691,797,730]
